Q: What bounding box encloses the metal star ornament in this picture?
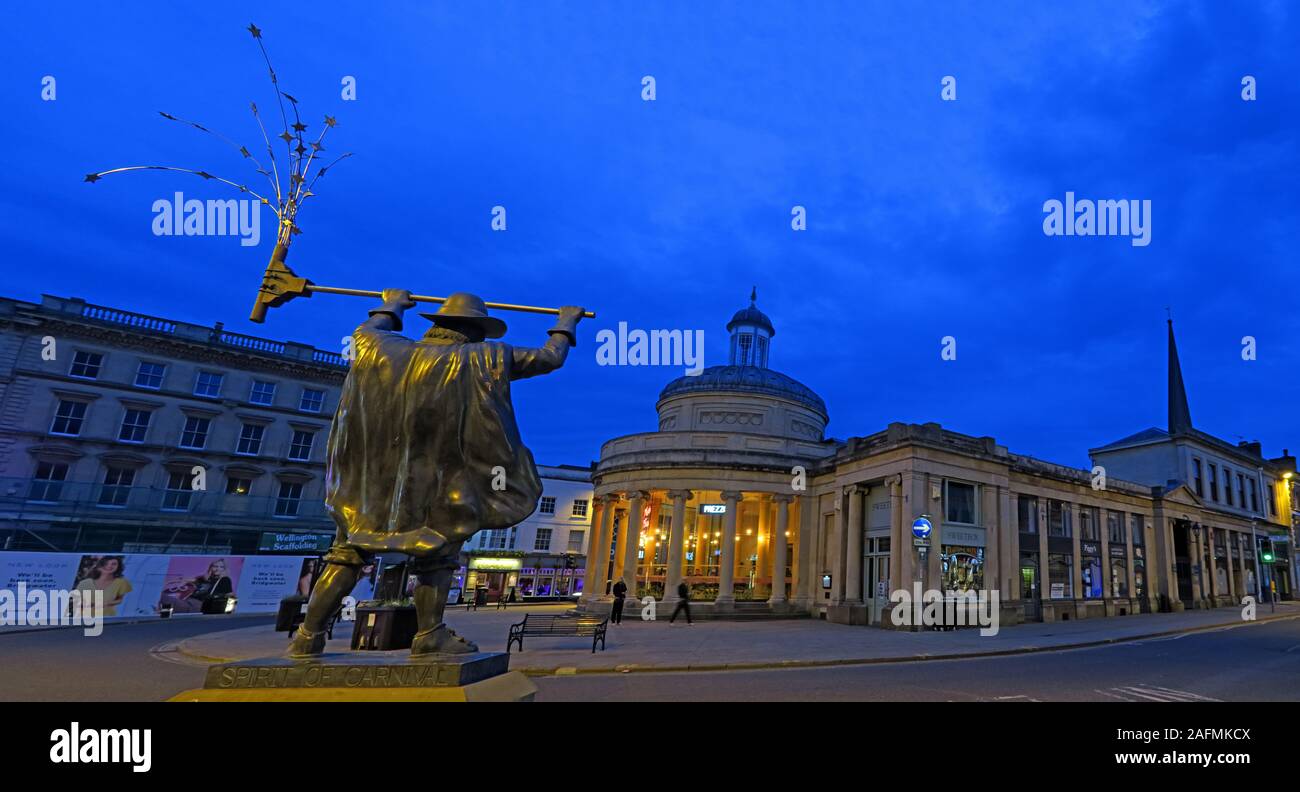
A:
[85,23,354,253]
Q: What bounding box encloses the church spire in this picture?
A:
[1168,319,1193,434]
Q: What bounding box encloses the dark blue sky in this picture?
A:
[3,2,1297,469]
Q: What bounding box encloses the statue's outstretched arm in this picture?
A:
[510,305,585,380]
[362,288,417,332]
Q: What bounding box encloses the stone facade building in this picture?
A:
[0,294,346,554]
[459,464,594,602]
[580,296,1296,626]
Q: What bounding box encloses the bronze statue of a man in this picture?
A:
[288,289,583,657]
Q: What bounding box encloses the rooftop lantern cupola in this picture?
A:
[726,287,776,368]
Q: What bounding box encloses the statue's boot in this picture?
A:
[411,623,479,656]
[410,566,477,656]
[286,562,360,658]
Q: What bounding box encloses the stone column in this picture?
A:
[620,491,649,593]
[580,496,607,603]
[1237,532,1248,599]
[1099,510,1112,601]
[792,494,814,607]
[1189,524,1203,606]
[1124,515,1136,602]
[662,489,691,604]
[715,490,742,607]
[888,477,904,597]
[1206,525,1219,605]
[771,494,792,605]
[985,485,1002,598]
[594,495,619,598]
[845,485,865,604]
[1222,530,1232,598]
[1071,507,1083,607]
[1038,502,1050,605]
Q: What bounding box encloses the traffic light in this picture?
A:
[1261,548,1276,564]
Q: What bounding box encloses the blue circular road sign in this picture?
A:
[911,516,933,540]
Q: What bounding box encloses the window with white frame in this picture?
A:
[236,423,265,455]
[117,408,151,443]
[30,461,69,502]
[249,380,277,405]
[50,400,87,436]
[162,470,194,511]
[194,371,224,398]
[179,415,211,449]
[944,480,977,525]
[571,498,589,518]
[98,466,135,507]
[539,497,556,515]
[69,350,103,379]
[275,481,304,517]
[534,528,553,551]
[288,430,315,461]
[567,531,585,552]
[299,388,325,413]
[134,361,165,389]
[484,529,509,550]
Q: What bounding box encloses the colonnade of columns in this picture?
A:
[580,488,799,608]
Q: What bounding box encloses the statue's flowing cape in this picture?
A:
[324,325,542,556]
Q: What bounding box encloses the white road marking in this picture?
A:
[1104,685,1222,702]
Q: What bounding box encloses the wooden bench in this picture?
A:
[507,614,608,654]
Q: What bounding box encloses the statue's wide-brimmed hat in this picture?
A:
[420,292,506,338]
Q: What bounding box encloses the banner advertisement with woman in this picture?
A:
[0,552,319,619]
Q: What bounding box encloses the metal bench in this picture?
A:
[507,613,608,654]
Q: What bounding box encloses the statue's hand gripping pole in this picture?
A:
[249,252,596,323]
[249,245,313,323]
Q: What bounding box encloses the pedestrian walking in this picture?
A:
[669,581,692,624]
[611,579,628,624]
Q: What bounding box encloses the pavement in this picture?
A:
[174,600,1300,675]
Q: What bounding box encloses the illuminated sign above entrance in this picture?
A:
[699,504,727,515]
[469,557,523,571]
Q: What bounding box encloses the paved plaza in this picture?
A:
[173,601,1300,675]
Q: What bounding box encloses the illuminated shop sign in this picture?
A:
[699,504,727,515]
[469,557,523,571]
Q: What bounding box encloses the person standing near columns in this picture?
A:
[610,578,628,625]
[771,494,793,607]
[663,490,692,606]
[716,491,743,606]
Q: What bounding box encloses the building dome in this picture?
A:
[658,365,827,418]
[726,304,775,337]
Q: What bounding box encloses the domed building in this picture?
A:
[579,291,837,615]
[579,298,1297,627]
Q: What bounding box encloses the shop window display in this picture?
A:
[1048,553,1073,599]
[941,545,984,592]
